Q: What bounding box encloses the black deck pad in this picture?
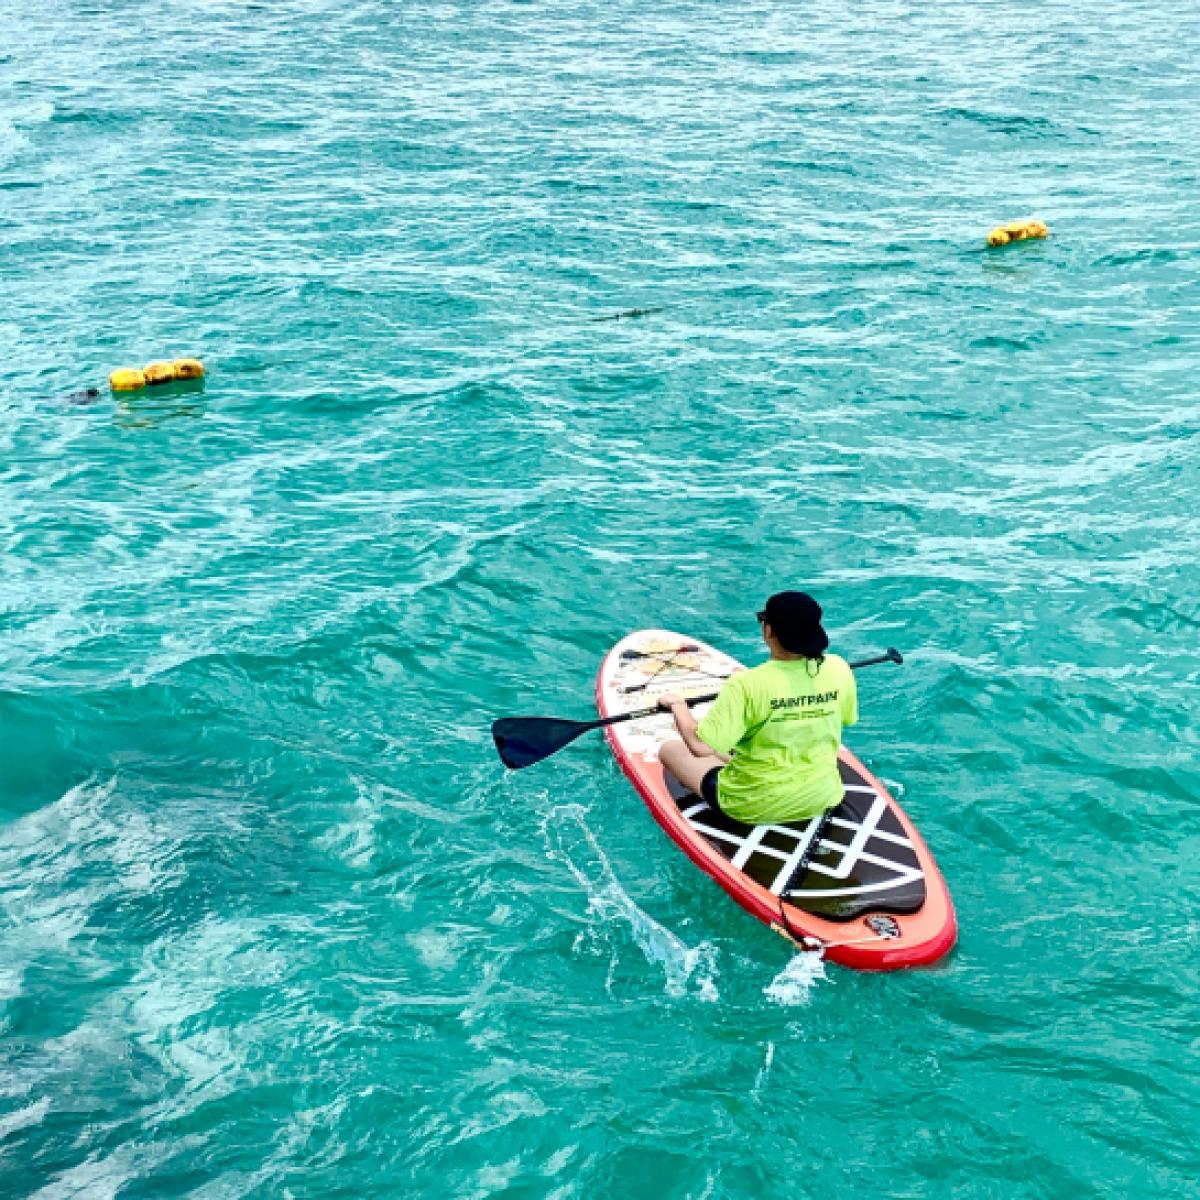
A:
[667,759,926,922]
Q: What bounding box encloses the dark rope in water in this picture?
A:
[589,305,667,322]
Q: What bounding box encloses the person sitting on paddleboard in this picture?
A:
[657,591,857,824]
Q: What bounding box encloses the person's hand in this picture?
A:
[657,693,686,712]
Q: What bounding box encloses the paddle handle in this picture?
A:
[848,647,903,669]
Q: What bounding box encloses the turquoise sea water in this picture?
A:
[2,1,1199,1194]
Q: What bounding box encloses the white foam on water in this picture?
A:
[764,950,829,1006]
[314,773,382,872]
[0,101,52,166]
[0,1095,51,1143]
[0,776,167,982]
[0,775,185,910]
[28,1134,199,1200]
[1117,918,1200,952]
[544,804,719,1002]
[84,914,297,1124]
[750,1041,776,1102]
[0,101,49,165]
[241,1093,350,1199]
[408,925,463,974]
[0,120,28,164]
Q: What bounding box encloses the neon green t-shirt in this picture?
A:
[694,655,857,824]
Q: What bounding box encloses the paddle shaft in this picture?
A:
[492,646,903,769]
[593,647,901,734]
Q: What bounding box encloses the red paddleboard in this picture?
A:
[596,629,956,971]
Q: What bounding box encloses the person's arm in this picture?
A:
[658,694,731,763]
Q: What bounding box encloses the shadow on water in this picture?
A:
[113,379,206,430]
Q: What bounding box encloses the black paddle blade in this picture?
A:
[491,716,596,770]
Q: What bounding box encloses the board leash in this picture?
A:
[774,812,906,953]
[776,929,895,953]
[776,805,838,949]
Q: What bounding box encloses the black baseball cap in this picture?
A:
[756,591,830,657]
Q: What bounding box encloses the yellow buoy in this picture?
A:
[172,357,205,380]
[987,219,1048,248]
[143,360,177,385]
[110,367,147,391]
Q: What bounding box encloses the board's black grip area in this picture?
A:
[668,760,926,922]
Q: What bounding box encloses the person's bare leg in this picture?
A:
[659,739,724,795]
